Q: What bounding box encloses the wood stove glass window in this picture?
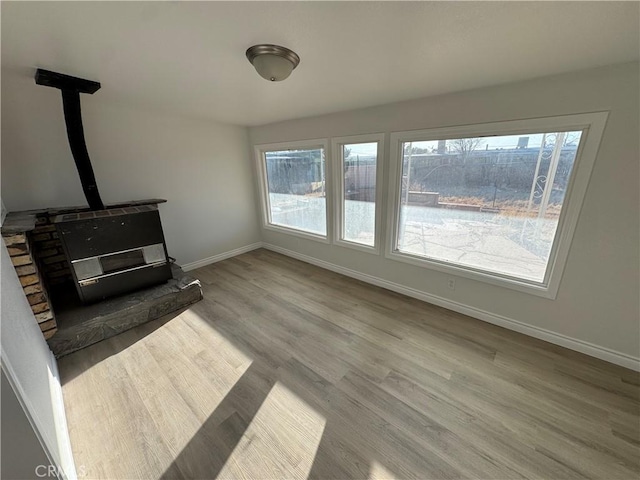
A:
[100,249,146,275]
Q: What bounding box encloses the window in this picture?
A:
[332,134,384,252]
[255,140,329,240]
[388,113,608,297]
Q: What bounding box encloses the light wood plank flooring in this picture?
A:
[59,248,640,479]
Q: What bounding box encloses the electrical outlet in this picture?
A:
[448,278,456,291]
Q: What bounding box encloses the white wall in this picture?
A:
[1,370,53,479]
[1,70,260,266]
[249,62,640,365]
[1,242,72,478]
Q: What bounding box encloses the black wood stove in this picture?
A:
[36,69,172,303]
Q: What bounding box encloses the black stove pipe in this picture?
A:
[60,89,104,210]
[35,69,105,211]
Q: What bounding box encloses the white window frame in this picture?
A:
[331,133,385,254]
[386,112,608,299]
[254,139,331,243]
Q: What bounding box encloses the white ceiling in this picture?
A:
[2,1,639,127]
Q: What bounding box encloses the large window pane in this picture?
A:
[397,131,582,283]
[342,142,377,246]
[264,148,326,236]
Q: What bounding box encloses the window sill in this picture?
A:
[386,249,557,299]
[264,224,330,244]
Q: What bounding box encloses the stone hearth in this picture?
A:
[47,264,202,357]
[2,200,203,356]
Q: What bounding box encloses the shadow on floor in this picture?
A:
[158,355,373,480]
[157,360,273,479]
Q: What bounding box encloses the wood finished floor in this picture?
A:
[59,249,640,479]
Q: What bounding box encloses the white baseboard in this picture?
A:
[262,243,640,372]
[181,243,263,271]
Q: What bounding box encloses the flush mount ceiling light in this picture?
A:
[246,44,300,82]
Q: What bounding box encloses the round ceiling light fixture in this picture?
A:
[246,44,300,82]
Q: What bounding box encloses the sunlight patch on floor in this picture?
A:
[182,308,253,371]
[368,460,397,479]
[62,313,256,479]
[217,381,326,479]
[150,310,254,411]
